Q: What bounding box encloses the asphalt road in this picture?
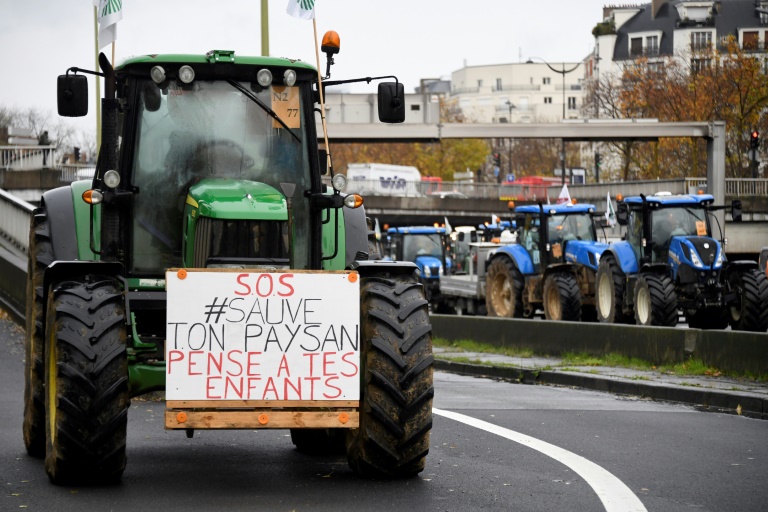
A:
[1,312,767,512]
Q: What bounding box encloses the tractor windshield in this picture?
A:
[650,206,708,262]
[402,234,444,261]
[130,78,311,273]
[548,213,595,243]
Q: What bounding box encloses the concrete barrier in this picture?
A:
[430,314,768,376]
[0,244,26,323]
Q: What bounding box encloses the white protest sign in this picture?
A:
[165,270,360,401]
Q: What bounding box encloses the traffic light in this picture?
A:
[750,130,760,150]
[595,152,601,169]
[492,153,501,167]
[73,146,80,162]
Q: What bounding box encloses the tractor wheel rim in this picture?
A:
[597,272,612,317]
[637,286,650,324]
[546,284,561,320]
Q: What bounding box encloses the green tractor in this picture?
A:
[24,42,433,484]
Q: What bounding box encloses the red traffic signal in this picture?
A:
[750,130,760,150]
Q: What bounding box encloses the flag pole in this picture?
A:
[261,0,269,56]
[312,19,332,174]
[93,5,101,150]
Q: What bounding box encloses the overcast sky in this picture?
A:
[0,0,609,136]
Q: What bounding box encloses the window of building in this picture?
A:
[743,31,759,50]
[630,37,643,56]
[496,78,502,90]
[544,97,552,104]
[691,31,712,51]
[410,104,420,111]
[568,97,577,110]
[477,79,483,88]
[646,35,659,54]
[691,57,712,73]
[542,77,551,85]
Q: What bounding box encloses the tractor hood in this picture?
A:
[185,179,287,220]
[564,240,610,271]
[669,236,724,270]
[415,255,444,279]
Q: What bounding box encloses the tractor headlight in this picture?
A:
[283,69,297,86]
[257,69,273,87]
[332,173,347,191]
[423,266,432,277]
[689,248,704,268]
[178,65,195,84]
[438,264,444,276]
[103,169,121,189]
[715,249,724,268]
[150,65,166,84]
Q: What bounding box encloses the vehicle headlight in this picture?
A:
[439,264,444,276]
[257,68,273,87]
[178,65,195,84]
[283,69,297,86]
[715,249,724,268]
[689,248,704,268]
[103,169,121,189]
[423,266,432,277]
[332,173,347,191]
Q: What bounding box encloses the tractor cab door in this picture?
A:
[626,208,645,264]
[521,213,542,272]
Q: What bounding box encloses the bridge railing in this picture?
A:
[0,188,34,254]
[1,145,57,171]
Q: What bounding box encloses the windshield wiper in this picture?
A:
[225,80,301,144]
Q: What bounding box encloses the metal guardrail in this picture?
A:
[0,188,34,254]
[343,177,768,203]
[1,145,58,171]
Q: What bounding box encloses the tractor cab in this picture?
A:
[514,203,598,272]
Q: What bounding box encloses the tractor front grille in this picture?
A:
[689,238,718,267]
[194,217,290,268]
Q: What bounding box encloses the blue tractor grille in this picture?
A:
[688,238,718,267]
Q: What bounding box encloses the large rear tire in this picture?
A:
[486,257,524,318]
[596,256,632,324]
[542,272,582,321]
[346,273,433,478]
[44,276,129,485]
[728,269,768,332]
[633,274,678,327]
[23,207,53,458]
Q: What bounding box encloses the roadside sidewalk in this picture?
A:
[433,347,768,420]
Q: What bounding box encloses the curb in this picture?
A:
[434,359,768,420]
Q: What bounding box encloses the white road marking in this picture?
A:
[433,408,647,512]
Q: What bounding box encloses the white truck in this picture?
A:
[345,163,423,197]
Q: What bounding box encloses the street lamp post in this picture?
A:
[527,57,580,186]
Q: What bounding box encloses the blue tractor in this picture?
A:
[386,226,451,310]
[485,203,608,321]
[596,193,768,331]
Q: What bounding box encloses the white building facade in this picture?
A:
[449,61,586,124]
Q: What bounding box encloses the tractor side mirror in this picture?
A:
[57,74,89,117]
[731,199,743,222]
[378,82,405,123]
[318,148,329,175]
[616,202,629,226]
[142,82,162,112]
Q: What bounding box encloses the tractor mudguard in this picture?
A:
[563,240,609,271]
[343,201,369,266]
[42,261,124,331]
[349,259,418,277]
[493,244,534,275]
[604,242,639,274]
[724,259,760,276]
[39,187,79,262]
